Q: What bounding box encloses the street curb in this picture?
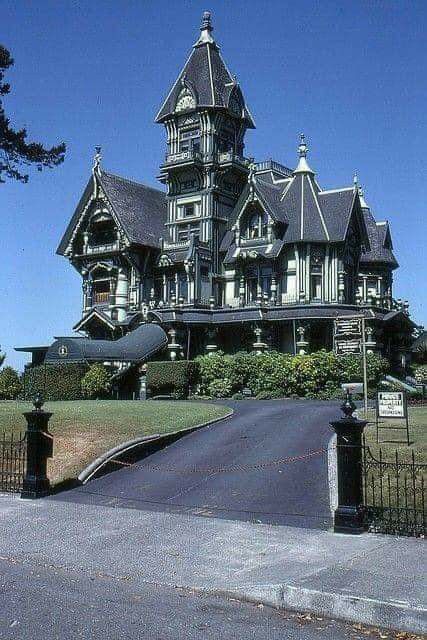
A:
[200,584,427,635]
[77,408,233,484]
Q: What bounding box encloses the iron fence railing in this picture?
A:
[0,431,26,493]
[362,437,426,537]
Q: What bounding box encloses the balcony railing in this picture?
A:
[163,150,202,165]
[93,292,110,304]
[84,241,119,255]
[217,151,249,167]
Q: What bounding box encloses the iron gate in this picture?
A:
[362,437,426,537]
[0,431,26,493]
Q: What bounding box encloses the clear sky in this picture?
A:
[1,0,426,371]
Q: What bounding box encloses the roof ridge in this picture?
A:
[101,170,165,196]
[319,187,353,195]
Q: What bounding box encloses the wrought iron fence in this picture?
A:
[362,437,426,537]
[0,431,26,493]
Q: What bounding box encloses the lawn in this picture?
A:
[0,400,231,485]
[364,405,426,463]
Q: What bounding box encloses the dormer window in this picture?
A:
[89,212,116,247]
[243,209,268,239]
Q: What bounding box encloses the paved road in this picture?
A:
[52,400,340,529]
[2,556,409,640]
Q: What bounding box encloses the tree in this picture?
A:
[0,366,22,400]
[0,45,66,183]
[0,345,4,368]
[81,364,111,399]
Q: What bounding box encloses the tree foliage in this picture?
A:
[0,44,66,183]
[81,364,111,399]
[0,366,22,400]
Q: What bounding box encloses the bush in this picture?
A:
[192,350,391,399]
[207,378,233,398]
[81,364,111,399]
[22,363,88,401]
[255,389,283,400]
[338,352,389,386]
[0,366,22,399]
[413,365,427,384]
[146,360,198,399]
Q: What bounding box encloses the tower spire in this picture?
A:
[293,133,314,175]
[195,10,215,45]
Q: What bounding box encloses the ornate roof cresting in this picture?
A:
[93,146,102,176]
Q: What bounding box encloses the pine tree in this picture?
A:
[0,44,66,183]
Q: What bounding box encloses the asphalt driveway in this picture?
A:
[51,400,341,529]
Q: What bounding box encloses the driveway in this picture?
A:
[51,400,340,529]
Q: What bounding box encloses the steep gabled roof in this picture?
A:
[155,13,255,127]
[359,205,398,268]
[57,170,166,255]
[99,171,166,248]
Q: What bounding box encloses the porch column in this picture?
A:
[167,327,181,361]
[252,324,267,354]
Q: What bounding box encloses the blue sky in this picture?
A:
[1,0,426,370]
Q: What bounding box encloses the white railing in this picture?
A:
[165,150,201,164]
[281,293,298,305]
[85,241,119,255]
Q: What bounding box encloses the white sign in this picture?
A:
[377,391,406,418]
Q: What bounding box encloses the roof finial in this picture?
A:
[299,133,308,158]
[293,133,314,175]
[195,10,215,45]
[353,172,358,190]
[357,183,369,209]
[93,146,102,175]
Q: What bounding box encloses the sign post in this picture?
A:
[376,390,410,445]
[334,315,368,416]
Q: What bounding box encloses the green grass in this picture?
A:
[364,405,426,463]
[0,400,231,484]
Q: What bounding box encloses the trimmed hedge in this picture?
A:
[22,363,89,401]
[194,350,390,399]
[146,360,198,399]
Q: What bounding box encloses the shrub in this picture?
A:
[207,378,233,398]
[338,352,389,386]
[413,365,427,384]
[255,389,283,400]
[0,366,22,399]
[22,363,88,401]
[81,364,111,399]
[146,360,198,399]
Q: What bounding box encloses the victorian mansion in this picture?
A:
[18,12,416,375]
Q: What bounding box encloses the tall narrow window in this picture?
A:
[311,274,322,301]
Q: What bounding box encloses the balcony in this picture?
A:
[93,291,110,304]
[162,150,202,167]
[84,241,120,255]
[217,151,249,168]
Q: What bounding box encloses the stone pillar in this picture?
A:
[329,392,368,534]
[252,325,267,354]
[167,327,181,361]
[296,325,309,354]
[21,394,54,499]
[205,328,218,356]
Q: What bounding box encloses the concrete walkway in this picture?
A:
[0,494,425,634]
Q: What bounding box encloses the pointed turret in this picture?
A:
[293,134,315,175]
[155,12,255,127]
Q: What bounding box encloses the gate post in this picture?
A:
[330,391,368,534]
[21,393,54,499]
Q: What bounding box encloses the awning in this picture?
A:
[44,323,168,364]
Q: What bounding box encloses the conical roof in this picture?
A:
[155,12,255,127]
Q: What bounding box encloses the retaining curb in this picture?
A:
[77,408,233,484]
[197,584,427,635]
